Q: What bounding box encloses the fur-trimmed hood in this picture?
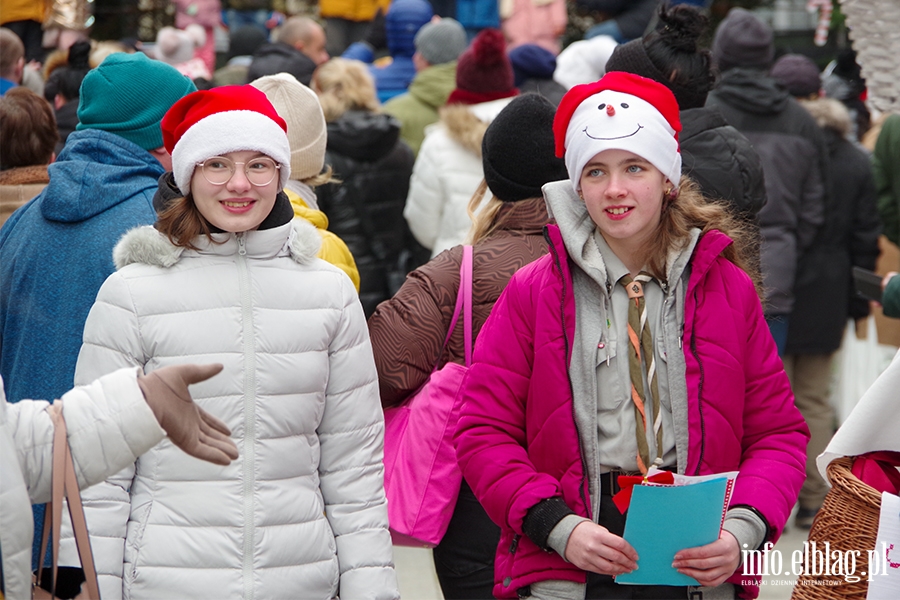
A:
[439,104,489,157]
[113,218,322,270]
[799,97,852,137]
[437,96,515,157]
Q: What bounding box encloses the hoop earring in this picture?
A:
[664,186,679,202]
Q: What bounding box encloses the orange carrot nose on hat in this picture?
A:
[553,71,682,193]
[161,85,292,194]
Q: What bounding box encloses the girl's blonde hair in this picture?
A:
[464,180,546,245]
[312,58,380,122]
[638,177,762,297]
[301,164,337,188]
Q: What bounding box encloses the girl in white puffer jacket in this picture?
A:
[60,85,399,600]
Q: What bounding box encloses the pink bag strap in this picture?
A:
[36,402,101,599]
[440,245,474,368]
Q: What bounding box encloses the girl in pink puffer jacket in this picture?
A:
[454,72,809,600]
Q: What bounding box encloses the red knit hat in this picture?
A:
[447,29,518,105]
[161,85,292,194]
[552,71,682,191]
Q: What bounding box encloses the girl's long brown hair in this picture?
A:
[637,177,762,298]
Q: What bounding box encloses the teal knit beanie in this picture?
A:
[77,52,197,150]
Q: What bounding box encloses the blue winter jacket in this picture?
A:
[342,43,418,103]
[341,0,432,103]
[0,129,162,406]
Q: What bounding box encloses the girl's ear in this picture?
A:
[664,180,679,202]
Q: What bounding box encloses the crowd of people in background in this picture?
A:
[1,0,899,598]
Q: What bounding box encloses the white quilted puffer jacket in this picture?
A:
[403,97,514,257]
[0,369,164,600]
[60,218,398,600]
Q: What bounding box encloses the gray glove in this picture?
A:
[137,363,239,466]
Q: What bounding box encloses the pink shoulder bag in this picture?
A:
[382,245,473,547]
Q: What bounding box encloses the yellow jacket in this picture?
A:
[318,0,389,23]
[0,0,48,24]
[286,189,361,292]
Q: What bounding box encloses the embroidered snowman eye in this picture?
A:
[621,103,629,108]
[598,103,606,109]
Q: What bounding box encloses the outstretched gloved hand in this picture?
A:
[137,363,239,465]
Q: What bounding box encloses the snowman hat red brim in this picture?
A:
[553,71,683,189]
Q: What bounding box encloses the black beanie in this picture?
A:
[605,39,709,109]
[481,93,569,202]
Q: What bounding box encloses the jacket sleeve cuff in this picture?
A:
[547,514,592,560]
[723,506,768,553]
[883,274,900,318]
[522,497,577,551]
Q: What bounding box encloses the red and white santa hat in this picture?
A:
[161,85,292,194]
[552,71,682,193]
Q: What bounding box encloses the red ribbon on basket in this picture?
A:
[612,471,675,514]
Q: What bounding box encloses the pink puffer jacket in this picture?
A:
[454,224,809,599]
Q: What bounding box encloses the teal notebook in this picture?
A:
[615,477,729,586]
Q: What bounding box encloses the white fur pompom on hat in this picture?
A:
[553,71,682,193]
[161,85,292,195]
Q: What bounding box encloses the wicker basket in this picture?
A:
[791,456,882,599]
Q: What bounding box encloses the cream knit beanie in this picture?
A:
[251,73,327,181]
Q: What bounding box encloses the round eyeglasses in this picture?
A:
[196,156,281,186]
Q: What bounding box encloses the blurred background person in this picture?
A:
[153,25,212,82]
[248,15,328,86]
[368,93,568,599]
[221,0,279,34]
[578,0,658,43]
[552,34,618,90]
[0,87,57,225]
[706,7,827,355]
[508,43,566,105]
[173,0,222,75]
[0,0,46,63]
[213,24,268,86]
[42,38,90,153]
[0,27,25,96]
[383,17,468,155]
[320,0,389,57]
[343,0,435,103]
[404,28,518,257]
[500,0,566,55]
[313,58,420,316]
[770,52,881,529]
[875,114,900,247]
[821,48,870,143]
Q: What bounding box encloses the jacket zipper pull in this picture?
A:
[237,232,247,256]
[510,535,520,554]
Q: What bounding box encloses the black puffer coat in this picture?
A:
[680,105,767,220]
[785,98,881,354]
[316,110,420,317]
[246,42,316,85]
[707,68,828,316]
